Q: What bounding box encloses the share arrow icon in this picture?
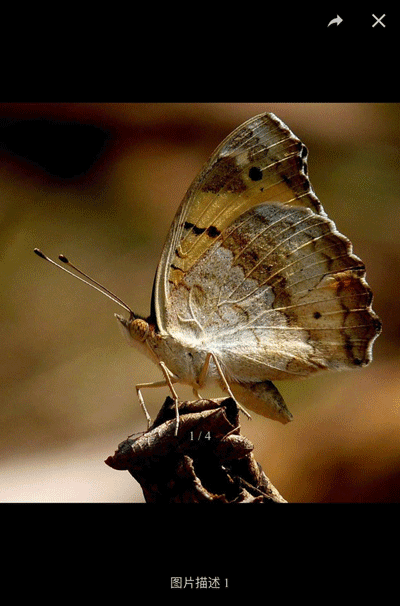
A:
[328,15,343,27]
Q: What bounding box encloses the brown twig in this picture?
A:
[105,397,287,503]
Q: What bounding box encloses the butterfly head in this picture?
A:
[115,313,150,346]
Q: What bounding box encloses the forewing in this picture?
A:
[153,112,325,332]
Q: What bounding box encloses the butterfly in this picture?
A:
[36,112,382,433]
[115,112,381,430]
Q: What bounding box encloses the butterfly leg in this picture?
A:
[201,353,252,420]
[158,361,181,436]
[136,379,169,429]
[136,364,179,429]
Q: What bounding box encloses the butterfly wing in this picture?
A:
[153,112,324,330]
[166,201,380,377]
[152,112,381,381]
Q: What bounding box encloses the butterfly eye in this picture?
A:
[130,318,150,342]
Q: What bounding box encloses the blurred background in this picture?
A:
[0,102,398,502]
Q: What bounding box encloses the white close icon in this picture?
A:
[372,13,386,27]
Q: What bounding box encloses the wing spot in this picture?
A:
[184,221,206,235]
[249,166,263,181]
[206,225,221,238]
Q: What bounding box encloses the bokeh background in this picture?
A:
[0,102,398,502]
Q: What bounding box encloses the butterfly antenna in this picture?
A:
[34,248,135,317]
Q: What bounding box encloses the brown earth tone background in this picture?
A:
[1,102,398,502]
